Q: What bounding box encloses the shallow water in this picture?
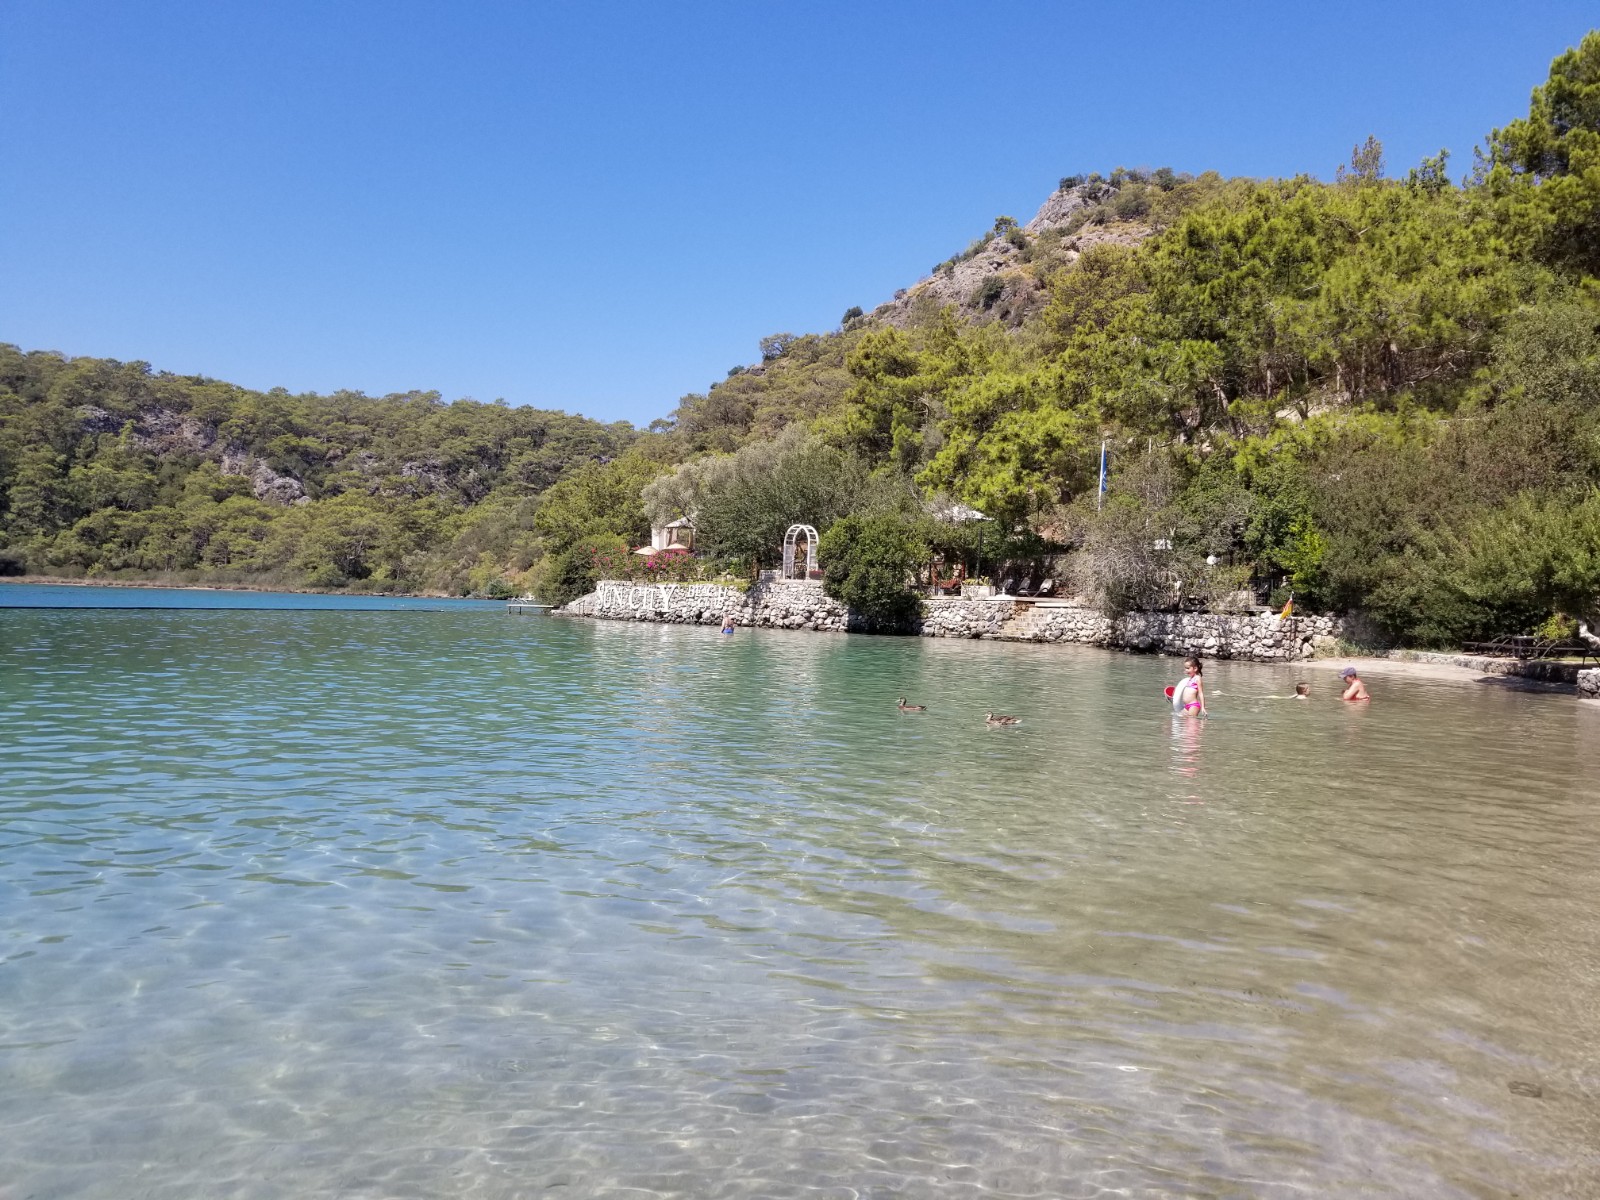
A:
[1,602,1597,1198]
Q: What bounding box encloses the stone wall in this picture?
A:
[918,598,1019,639]
[1016,604,1341,661]
[566,581,1342,661]
[559,583,1600,688]
[586,579,850,631]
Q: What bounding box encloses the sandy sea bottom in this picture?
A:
[1,604,1598,1198]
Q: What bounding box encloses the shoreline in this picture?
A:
[0,575,463,600]
[1296,655,1580,691]
[11,574,1595,700]
[567,581,1598,700]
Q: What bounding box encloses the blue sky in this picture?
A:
[2,2,1595,427]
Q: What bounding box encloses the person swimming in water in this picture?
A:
[1173,658,1207,716]
[1293,682,1309,700]
[1340,666,1370,701]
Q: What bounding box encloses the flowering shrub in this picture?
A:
[612,549,749,586]
[623,548,693,582]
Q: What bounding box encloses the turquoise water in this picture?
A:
[2,602,1598,1197]
[0,582,507,610]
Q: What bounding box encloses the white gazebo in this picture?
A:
[641,516,695,555]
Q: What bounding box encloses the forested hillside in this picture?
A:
[5,32,1600,644]
[630,33,1600,647]
[0,348,642,595]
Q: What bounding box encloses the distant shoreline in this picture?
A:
[0,575,462,600]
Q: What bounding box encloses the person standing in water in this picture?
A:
[1173,658,1207,716]
[1340,666,1370,701]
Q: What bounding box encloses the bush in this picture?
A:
[1070,497,1182,615]
[1112,188,1151,220]
[819,513,928,626]
[759,333,798,362]
[973,275,1007,310]
[536,533,629,607]
[1439,489,1600,637]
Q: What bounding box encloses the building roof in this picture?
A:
[928,500,991,523]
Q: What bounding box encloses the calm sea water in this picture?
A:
[2,592,1597,1198]
[0,583,507,610]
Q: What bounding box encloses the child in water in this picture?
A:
[1293,682,1309,700]
[1173,658,1207,716]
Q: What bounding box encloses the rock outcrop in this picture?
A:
[868,184,1157,331]
[219,449,308,505]
[78,404,309,505]
[1022,183,1109,234]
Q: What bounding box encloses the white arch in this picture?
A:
[782,524,819,580]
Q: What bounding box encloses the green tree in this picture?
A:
[532,446,669,554]
[1335,135,1386,184]
[1440,490,1600,634]
[693,428,875,568]
[818,512,928,626]
[919,366,1094,525]
[1481,30,1600,272]
[288,496,387,587]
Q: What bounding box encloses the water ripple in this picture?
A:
[1,610,1598,1197]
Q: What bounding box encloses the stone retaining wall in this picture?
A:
[567,581,1342,661]
[558,582,1600,687]
[1020,605,1342,661]
[587,579,850,631]
[918,597,1019,639]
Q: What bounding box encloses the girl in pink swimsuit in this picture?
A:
[1173,658,1207,716]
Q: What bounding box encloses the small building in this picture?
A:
[643,516,695,555]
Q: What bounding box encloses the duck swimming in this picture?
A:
[897,697,926,711]
[985,712,1020,726]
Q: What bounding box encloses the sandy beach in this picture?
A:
[1298,654,1598,699]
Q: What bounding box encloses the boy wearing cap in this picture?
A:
[1340,666,1370,701]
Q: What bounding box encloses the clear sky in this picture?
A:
[2,2,1595,427]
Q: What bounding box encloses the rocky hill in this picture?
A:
[663,170,1224,455]
[865,181,1157,330]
